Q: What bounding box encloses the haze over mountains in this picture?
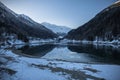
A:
[66,1,120,41]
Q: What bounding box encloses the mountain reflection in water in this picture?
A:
[15,43,120,64]
[17,44,55,57]
[68,44,120,64]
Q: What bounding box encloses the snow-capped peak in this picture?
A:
[41,22,71,34]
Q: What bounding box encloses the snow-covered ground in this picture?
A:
[29,39,55,44]
[0,49,120,80]
[60,39,120,47]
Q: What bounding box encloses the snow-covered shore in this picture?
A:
[1,38,120,49]
[60,39,120,48]
[0,49,120,80]
[61,39,120,45]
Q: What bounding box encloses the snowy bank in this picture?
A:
[0,49,120,80]
[61,39,120,46]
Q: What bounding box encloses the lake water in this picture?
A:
[1,43,120,80]
[14,43,120,64]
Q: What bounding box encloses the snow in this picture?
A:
[14,64,67,80]
[41,22,71,33]
[0,49,120,80]
[91,65,120,80]
[60,39,120,47]
[0,39,25,49]
[115,0,120,4]
[8,39,25,45]
[59,39,80,43]
[28,39,58,47]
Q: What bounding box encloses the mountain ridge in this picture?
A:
[0,1,58,45]
[65,1,120,41]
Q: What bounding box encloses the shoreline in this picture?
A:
[1,39,120,49]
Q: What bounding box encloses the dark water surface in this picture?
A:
[14,43,120,64]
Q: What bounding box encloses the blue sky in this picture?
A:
[1,0,116,28]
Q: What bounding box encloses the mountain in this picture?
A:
[65,1,120,41]
[41,22,71,36]
[0,1,58,44]
[17,15,58,38]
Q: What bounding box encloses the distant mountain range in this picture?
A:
[41,22,71,36]
[0,1,58,43]
[66,1,120,41]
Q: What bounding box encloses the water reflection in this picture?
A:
[14,43,120,64]
[68,44,120,64]
[17,44,55,57]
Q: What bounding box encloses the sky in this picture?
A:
[0,0,116,29]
